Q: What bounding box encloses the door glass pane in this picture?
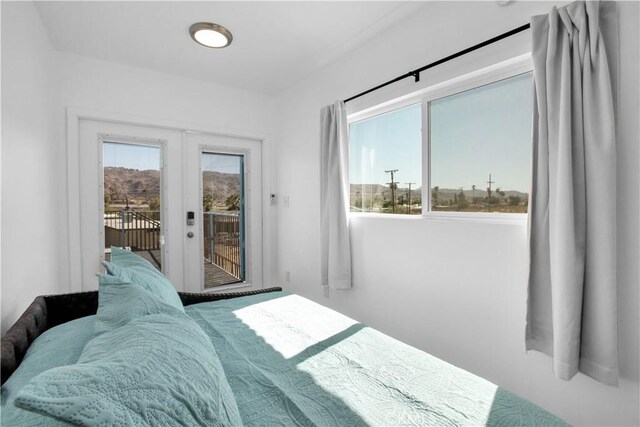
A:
[103,142,162,270]
[202,152,245,288]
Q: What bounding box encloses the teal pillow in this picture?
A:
[1,316,96,427]
[102,260,184,313]
[95,274,183,335]
[14,313,243,426]
[109,246,157,270]
[107,247,170,287]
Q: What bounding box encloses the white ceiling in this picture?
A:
[35,1,426,95]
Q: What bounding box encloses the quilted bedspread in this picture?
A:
[186,291,567,427]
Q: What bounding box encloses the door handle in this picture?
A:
[187,232,194,238]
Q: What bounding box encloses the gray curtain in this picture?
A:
[526,0,618,386]
[320,101,352,289]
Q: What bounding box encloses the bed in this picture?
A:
[1,250,567,426]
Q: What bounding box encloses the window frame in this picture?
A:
[347,54,533,224]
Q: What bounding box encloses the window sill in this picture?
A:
[349,211,527,225]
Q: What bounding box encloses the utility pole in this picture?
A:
[385,169,399,213]
[486,173,494,212]
[405,182,415,214]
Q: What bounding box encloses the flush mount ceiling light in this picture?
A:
[189,22,233,49]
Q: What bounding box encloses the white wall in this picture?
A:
[275,1,639,426]
[1,2,62,334]
[0,2,279,334]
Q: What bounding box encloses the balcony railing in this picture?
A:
[203,212,242,281]
[104,210,242,285]
[104,210,161,251]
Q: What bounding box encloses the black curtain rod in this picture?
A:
[343,22,531,104]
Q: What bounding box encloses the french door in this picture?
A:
[77,119,262,292]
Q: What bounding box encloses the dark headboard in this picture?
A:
[1,287,282,385]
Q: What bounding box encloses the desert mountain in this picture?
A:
[104,167,240,206]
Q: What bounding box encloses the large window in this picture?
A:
[348,64,533,216]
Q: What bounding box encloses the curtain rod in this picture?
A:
[343,23,531,104]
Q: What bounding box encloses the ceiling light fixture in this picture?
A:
[189,22,233,49]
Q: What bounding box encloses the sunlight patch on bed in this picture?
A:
[294,326,500,426]
[232,294,358,359]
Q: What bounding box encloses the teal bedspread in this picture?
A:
[3,291,567,426]
[186,291,567,427]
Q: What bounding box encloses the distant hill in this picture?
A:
[350,183,527,202]
[433,187,528,201]
[104,167,240,206]
[350,183,421,199]
[104,167,160,205]
[202,171,241,202]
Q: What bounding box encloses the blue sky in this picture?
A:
[349,103,423,188]
[103,143,241,174]
[202,152,241,174]
[349,72,533,193]
[103,142,160,170]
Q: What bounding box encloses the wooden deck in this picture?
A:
[132,249,241,288]
[204,261,241,288]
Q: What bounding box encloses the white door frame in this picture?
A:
[66,107,273,293]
